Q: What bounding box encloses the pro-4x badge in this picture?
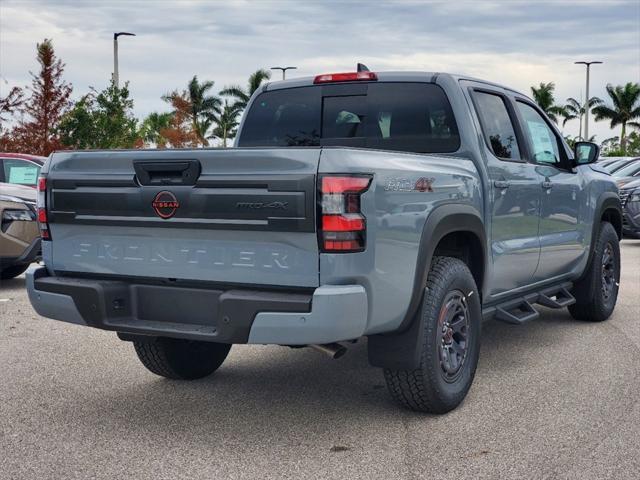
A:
[152,191,180,219]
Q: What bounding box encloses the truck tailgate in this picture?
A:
[45,148,320,287]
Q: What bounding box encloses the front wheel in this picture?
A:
[133,337,231,380]
[569,221,620,322]
[384,256,481,414]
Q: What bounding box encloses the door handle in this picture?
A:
[541,180,553,189]
[494,180,510,189]
[133,160,201,186]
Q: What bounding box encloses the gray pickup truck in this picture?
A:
[27,70,622,413]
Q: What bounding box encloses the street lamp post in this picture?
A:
[113,32,136,88]
[271,66,297,80]
[574,60,602,140]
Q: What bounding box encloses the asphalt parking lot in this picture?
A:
[1,240,639,480]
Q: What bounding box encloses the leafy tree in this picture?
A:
[210,101,240,147]
[163,76,221,146]
[220,68,271,112]
[0,86,25,128]
[3,39,72,155]
[627,131,640,156]
[57,80,139,149]
[562,96,602,139]
[530,82,566,124]
[592,82,640,154]
[140,112,173,148]
[564,134,596,149]
[601,131,640,157]
[159,92,200,148]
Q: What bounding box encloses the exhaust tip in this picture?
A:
[310,343,347,359]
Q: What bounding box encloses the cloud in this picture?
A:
[1,0,638,141]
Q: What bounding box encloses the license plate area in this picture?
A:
[133,284,220,325]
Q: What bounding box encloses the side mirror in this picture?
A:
[574,141,600,165]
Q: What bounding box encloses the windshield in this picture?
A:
[603,160,626,172]
[613,160,640,177]
[238,82,460,154]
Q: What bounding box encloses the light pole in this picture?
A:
[113,32,136,88]
[574,61,602,140]
[271,66,297,80]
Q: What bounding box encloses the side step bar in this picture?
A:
[536,287,575,309]
[484,283,575,325]
[495,299,539,325]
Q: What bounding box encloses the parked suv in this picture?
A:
[0,183,41,279]
[27,71,621,413]
[620,177,640,238]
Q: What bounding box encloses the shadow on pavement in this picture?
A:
[47,306,595,442]
[0,275,26,290]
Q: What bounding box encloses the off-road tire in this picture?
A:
[569,221,620,322]
[0,264,29,280]
[384,256,481,414]
[134,337,231,380]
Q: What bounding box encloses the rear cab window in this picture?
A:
[238,82,460,154]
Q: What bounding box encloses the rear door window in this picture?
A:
[473,92,521,160]
[2,159,41,186]
[239,83,460,153]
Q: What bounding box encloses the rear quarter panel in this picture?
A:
[319,148,482,334]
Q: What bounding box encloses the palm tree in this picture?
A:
[530,82,566,124]
[210,101,240,147]
[220,69,271,112]
[187,76,222,146]
[140,112,173,148]
[562,96,602,139]
[163,76,222,147]
[592,82,640,154]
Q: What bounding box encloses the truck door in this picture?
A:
[469,88,542,296]
[513,100,586,279]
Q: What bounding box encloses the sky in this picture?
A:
[1,0,639,143]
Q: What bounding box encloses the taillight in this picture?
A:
[313,72,378,84]
[318,175,371,252]
[36,175,51,240]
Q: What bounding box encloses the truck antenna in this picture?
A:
[357,63,370,72]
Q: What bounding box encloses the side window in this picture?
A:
[516,102,561,165]
[2,159,41,186]
[473,92,521,160]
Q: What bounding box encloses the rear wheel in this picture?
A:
[384,256,481,413]
[133,337,231,380]
[0,264,29,280]
[569,221,620,322]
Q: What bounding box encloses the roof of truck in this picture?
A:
[263,71,530,98]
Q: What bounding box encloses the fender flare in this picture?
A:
[581,191,622,278]
[368,203,487,370]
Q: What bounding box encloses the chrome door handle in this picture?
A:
[541,180,553,189]
[494,180,510,189]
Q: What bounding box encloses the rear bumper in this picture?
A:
[26,267,368,345]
